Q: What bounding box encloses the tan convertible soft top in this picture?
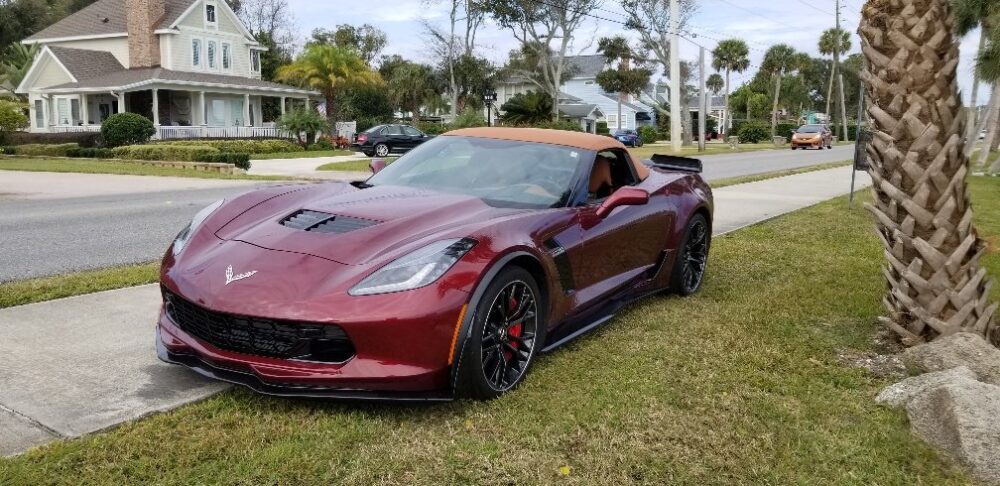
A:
[444,127,649,181]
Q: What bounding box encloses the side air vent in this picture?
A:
[281,210,379,234]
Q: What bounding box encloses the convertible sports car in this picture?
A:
[157,128,714,400]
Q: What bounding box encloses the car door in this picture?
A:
[383,125,406,152]
[402,125,425,149]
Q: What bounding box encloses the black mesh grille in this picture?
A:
[163,288,355,363]
[280,210,379,234]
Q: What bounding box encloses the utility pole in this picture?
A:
[835,0,850,141]
[699,45,707,152]
[670,0,681,153]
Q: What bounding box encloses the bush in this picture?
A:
[452,107,487,129]
[277,108,329,144]
[0,100,29,137]
[417,122,451,135]
[737,121,770,144]
[775,123,798,140]
[308,139,336,151]
[101,113,156,148]
[112,144,218,162]
[13,143,79,156]
[66,147,115,159]
[158,139,303,154]
[596,121,609,135]
[638,125,659,145]
[510,120,583,132]
[2,146,15,155]
[2,131,101,147]
[196,152,251,170]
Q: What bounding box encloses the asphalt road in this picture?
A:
[0,145,856,282]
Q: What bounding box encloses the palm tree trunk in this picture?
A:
[825,59,836,120]
[771,76,782,138]
[838,72,850,142]
[963,32,987,156]
[724,70,731,134]
[972,83,998,161]
[860,0,997,345]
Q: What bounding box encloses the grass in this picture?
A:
[0,158,291,180]
[0,262,159,309]
[631,140,853,159]
[710,160,852,188]
[317,157,397,172]
[251,149,354,160]
[5,179,998,484]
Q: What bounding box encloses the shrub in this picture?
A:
[2,131,101,147]
[596,121,610,135]
[13,143,79,156]
[452,107,487,129]
[101,113,156,147]
[277,108,329,144]
[0,100,29,137]
[775,123,798,140]
[417,122,451,135]
[737,121,770,144]
[510,120,583,132]
[112,144,218,162]
[638,125,659,145]
[158,139,303,154]
[66,147,115,159]
[196,152,251,170]
[2,146,15,155]
[308,139,336,151]
[500,91,553,124]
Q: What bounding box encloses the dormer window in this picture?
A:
[206,4,217,24]
[192,38,202,67]
[222,43,231,70]
[250,50,261,73]
[207,40,217,69]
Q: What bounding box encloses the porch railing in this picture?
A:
[48,125,293,140]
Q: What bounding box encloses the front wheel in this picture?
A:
[669,214,710,296]
[455,267,545,400]
[374,143,390,158]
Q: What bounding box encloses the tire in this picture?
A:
[362,151,373,157]
[455,266,545,400]
[669,214,710,296]
[374,143,390,158]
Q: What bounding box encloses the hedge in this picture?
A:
[737,122,770,144]
[2,146,15,155]
[65,147,115,158]
[596,121,610,135]
[776,123,798,140]
[102,113,156,147]
[12,143,80,156]
[307,139,335,151]
[196,152,251,170]
[2,132,100,147]
[112,144,219,162]
[638,126,659,145]
[157,139,303,154]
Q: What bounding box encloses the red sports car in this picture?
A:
[157,128,714,400]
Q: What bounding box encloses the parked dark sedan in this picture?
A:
[613,129,643,147]
[353,124,432,157]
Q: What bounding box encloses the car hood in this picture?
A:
[215,183,525,266]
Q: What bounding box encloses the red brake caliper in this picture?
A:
[504,296,523,361]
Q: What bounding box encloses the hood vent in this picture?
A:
[281,210,379,234]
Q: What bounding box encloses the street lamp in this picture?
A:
[482,91,498,127]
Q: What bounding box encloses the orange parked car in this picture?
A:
[790,124,833,150]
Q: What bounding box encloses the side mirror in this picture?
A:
[370,158,387,174]
[596,187,649,219]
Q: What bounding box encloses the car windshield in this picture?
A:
[366,136,587,209]
[614,130,636,136]
[364,125,386,134]
[798,125,824,133]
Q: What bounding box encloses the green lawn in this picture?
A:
[632,141,854,160]
[251,149,355,160]
[0,263,160,309]
[0,158,289,180]
[5,177,996,483]
[710,160,852,188]
[317,157,397,172]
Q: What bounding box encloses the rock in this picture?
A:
[875,367,978,408]
[905,379,1000,485]
[904,332,1000,385]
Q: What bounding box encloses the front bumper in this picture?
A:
[791,139,823,147]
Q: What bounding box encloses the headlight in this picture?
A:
[349,238,477,296]
[172,199,225,256]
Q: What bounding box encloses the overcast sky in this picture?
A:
[286,0,989,106]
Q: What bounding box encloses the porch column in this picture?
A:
[199,91,207,138]
[151,88,160,126]
[117,92,126,113]
[280,96,286,116]
[80,94,89,126]
[243,93,251,127]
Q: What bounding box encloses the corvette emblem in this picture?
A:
[225,265,257,285]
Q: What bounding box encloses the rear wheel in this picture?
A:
[669,214,710,296]
[374,143,390,158]
[455,267,544,400]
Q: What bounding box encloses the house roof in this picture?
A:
[559,103,603,119]
[48,46,125,80]
[600,94,651,114]
[566,55,608,79]
[25,0,197,42]
[41,66,318,95]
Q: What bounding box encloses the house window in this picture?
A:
[206,4,217,23]
[250,50,260,73]
[606,114,617,127]
[207,41,217,69]
[210,99,226,126]
[34,100,44,128]
[54,97,80,126]
[192,39,202,67]
[222,43,231,70]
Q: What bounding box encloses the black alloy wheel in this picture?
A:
[670,214,710,296]
[374,143,390,158]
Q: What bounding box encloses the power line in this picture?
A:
[795,0,834,15]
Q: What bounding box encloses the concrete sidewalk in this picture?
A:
[0,166,871,456]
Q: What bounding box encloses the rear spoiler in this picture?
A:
[643,154,703,173]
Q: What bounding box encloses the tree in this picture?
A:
[485,0,603,120]
[818,28,851,130]
[595,36,652,131]
[706,73,724,96]
[0,0,98,48]
[277,108,329,144]
[423,0,486,120]
[952,0,1000,167]
[0,99,28,135]
[386,61,439,123]
[761,44,803,137]
[0,43,39,98]
[308,24,387,66]
[500,90,553,124]
[276,45,382,127]
[712,39,750,134]
[859,0,997,345]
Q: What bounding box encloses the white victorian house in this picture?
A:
[16,0,318,139]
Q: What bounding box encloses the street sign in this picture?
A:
[854,129,871,171]
[482,91,498,103]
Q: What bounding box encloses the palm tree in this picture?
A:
[276,44,382,127]
[761,44,801,137]
[387,61,438,123]
[818,28,851,129]
[596,36,652,131]
[712,39,750,135]
[500,90,553,124]
[954,0,994,156]
[0,43,40,99]
[706,73,724,97]
[859,0,997,345]
[952,0,1000,170]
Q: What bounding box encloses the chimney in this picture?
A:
[125,0,165,68]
